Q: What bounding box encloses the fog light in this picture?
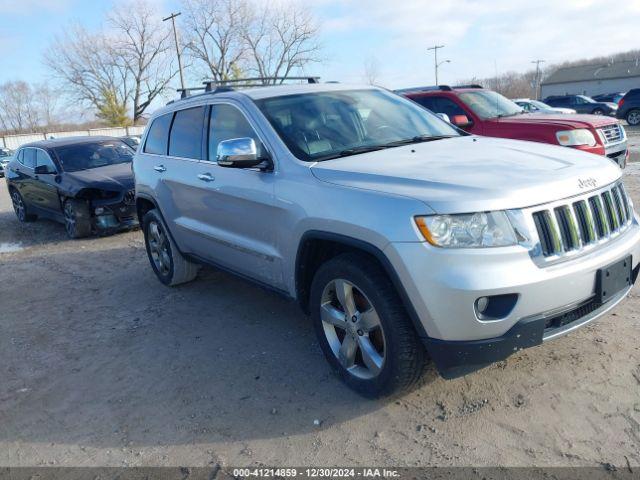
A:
[476,296,489,314]
[474,294,519,321]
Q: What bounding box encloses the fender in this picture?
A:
[295,230,428,340]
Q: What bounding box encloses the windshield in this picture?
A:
[54,140,133,172]
[458,90,524,119]
[255,89,460,162]
[579,95,596,104]
[530,100,553,110]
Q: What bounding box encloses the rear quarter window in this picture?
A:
[144,113,174,155]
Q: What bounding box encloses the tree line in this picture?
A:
[0,0,320,134]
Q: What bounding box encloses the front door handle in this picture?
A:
[153,165,166,173]
[197,173,215,182]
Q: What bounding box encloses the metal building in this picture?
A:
[540,60,640,98]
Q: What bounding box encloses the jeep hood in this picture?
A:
[310,136,621,214]
[486,113,617,129]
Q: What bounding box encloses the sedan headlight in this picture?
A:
[414,211,518,248]
[556,129,596,147]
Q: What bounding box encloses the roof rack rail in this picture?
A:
[453,84,483,89]
[174,76,320,100]
[394,85,453,94]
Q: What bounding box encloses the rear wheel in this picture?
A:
[143,209,199,286]
[627,109,640,126]
[310,252,425,398]
[593,108,604,115]
[10,189,36,222]
[63,199,91,239]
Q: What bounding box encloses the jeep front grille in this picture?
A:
[531,182,632,259]
[597,124,624,145]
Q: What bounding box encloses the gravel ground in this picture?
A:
[0,166,639,469]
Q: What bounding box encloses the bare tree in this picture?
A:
[44,25,130,118]
[242,1,321,84]
[0,81,40,133]
[33,82,61,126]
[182,0,248,82]
[109,0,177,122]
[363,55,380,85]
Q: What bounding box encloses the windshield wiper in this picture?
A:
[383,134,457,147]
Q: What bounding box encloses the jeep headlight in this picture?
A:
[414,212,518,248]
[556,129,596,147]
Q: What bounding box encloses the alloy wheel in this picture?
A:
[148,220,171,276]
[320,279,386,379]
[628,111,640,126]
[11,191,25,221]
[64,202,76,237]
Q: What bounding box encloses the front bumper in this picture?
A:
[384,216,640,378]
[91,198,139,232]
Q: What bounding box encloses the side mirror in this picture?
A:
[34,164,56,175]
[451,114,473,128]
[217,138,266,169]
[435,113,451,123]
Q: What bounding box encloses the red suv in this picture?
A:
[399,85,629,168]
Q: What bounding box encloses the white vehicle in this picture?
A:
[514,98,576,114]
[133,79,640,397]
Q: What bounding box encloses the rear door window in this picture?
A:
[168,106,205,159]
[144,113,174,155]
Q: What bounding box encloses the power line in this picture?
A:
[163,12,185,91]
[531,59,545,99]
[427,45,448,85]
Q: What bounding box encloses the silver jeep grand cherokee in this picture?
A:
[134,81,640,397]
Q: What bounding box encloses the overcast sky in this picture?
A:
[1,0,639,91]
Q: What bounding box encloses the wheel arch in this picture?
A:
[295,230,428,339]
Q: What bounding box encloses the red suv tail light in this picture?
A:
[618,98,625,108]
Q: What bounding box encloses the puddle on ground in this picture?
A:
[0,242,23,253]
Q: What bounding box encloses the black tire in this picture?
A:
[63,199,92,239]
[310,252,425,398]
[10,188,37,222]
[142,209,199,286]
[626,109,640,126]
[592,108,604,115]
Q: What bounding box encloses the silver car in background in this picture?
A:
[514,98,577,114]
[133,81,640,397]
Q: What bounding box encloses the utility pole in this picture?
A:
[427,45,445,85]
[531,59,545,99]
[163,12,185,91]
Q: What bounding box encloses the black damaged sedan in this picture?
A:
[5,136,138,238]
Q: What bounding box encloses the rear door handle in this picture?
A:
[197,173,215,182]
[153,165,166,173]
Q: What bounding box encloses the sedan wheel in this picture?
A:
[320,278,386,380]
[64,202,76,237]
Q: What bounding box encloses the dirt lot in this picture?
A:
[0,166,639,469]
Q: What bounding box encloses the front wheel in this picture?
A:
[627,109,640,126]
[63,199,91,238]
[592,108,604,115]
[310,252,425,398]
